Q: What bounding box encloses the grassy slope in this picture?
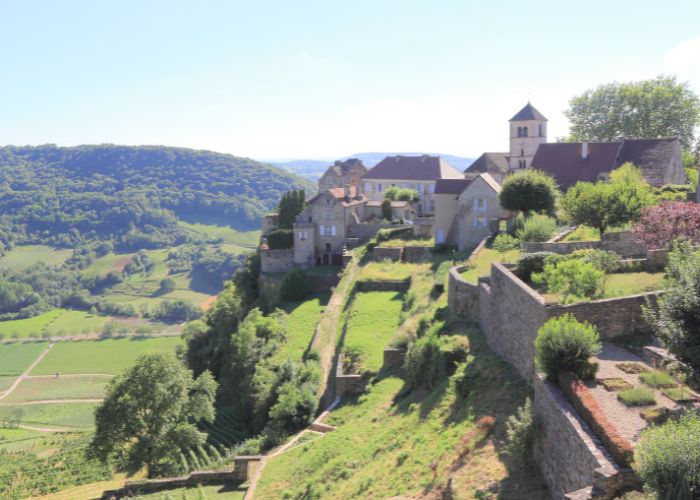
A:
[602,272,665,298]
[0,342,48,375]
[256,328,548,499]
[135,484,247,499]
[0,310,108,338]
[343,291,404,371]
[1,375,110,403]
[272,294,329,364]
[31,337,182,375]
[0,245,73,269]
[0,402,99,428]
[460,248,520,284]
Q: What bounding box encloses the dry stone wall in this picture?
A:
[260,248,295,273]
[448,265,480,320]
[372,246,403,261]
[403,245,431,263]
[523,231,646,258]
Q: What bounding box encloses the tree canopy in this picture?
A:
[384,186,420,203]
[91,353,217,477]
[565,75,700,149]
[498,169,559,215]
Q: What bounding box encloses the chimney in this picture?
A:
[581,142,589,160]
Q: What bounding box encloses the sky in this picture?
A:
[1,0,699,160]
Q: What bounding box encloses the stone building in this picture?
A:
[361,155,463,216]
[433,173,504,250]
[318,158,368,192]
[293,185,368,267]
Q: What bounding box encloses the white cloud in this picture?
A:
[664,34,700,70]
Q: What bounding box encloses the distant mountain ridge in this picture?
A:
[269,152,475,180]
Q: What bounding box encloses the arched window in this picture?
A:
[517,126,522,138]
[520,148,524,157]
[539,124,543,137]
[523,126,528,137]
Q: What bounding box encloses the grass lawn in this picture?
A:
[31,337,182,375]
[460,248,521,284]
[380,237,433,248]
[0,245,73,269]
[343,291,405,372]
[359,261,414,282]
[136,483,247,499]
[1,375,110,403]
[0,402,99,427]
[560,225,600,242]
[272,294,329,364]
[602,272,665,298]
[0,309,110,339]
[256,328,548,499]
[0,342,48,375]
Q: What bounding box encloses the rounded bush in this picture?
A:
[499,169,559,215]
[514,252,557,281]
[280,268,311,302]
[535,314,601,381]
[404,333,446,389]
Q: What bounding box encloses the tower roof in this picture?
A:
[509,102,547,122]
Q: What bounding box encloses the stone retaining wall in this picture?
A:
[355,279,411,292]
[523,231,646,258]
[382,347,406,369]
[335,353,368,396]
[448,265,481,320]
[260,248,295,273]
[403,245,431,263]
[533,374,620,499]
[372,246,403,261]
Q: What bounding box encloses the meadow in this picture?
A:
[1,375,110,403]
[271,293,329,364]
[0,245,73,269]
[176,213,260,247]
[0,402,99,428]
[0,310,109,339]
[0,342,48,375]
[30,336,182,375]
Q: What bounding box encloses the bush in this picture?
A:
[571,249,621,273]
[514,252,557,281]
[492,233,520,253]
[453,359,480,398]
[381,199,392,220]
[280,268,311,302]
[439,335,469,374]
[384,186,420,203]
[635,413,700,498]
[267,229,294,249]
[535,314,601,381]
[516,214,557,242]
[404,333,446,389]
[498,169,559,215]
[342,345,365,374]
[159,278,176,294]
[505,398,535,466]
[532,258,604,303]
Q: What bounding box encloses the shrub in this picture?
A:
[499,169,559,215]
[159,278,176,294]
[381,199,392,220]
[635,201,700,249]
[516,214,557,242]
[617,388,656,407]
[635,413,700,498]
[453,360,479,398]
[342,345,365,374]
[267,229,294,249]
[505,398,535,466]
[639,371,676,388]
[535,314,601,381]
[514,252,557,281]
[532,258,605,303]
[492,233,520,253]
[280,268,311,302]
[571,249,621,273]
[439,335,469,374]
[404,333,446,389]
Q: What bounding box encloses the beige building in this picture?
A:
[434,173,504,250]
[361,155,463,216]
[318,158,368,192]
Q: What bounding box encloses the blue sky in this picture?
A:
[1,0,699,159]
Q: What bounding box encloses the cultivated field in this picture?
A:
[0,342,48,375]
[0,310,109,339]
[0,402,99,428]
[0,375,110,403]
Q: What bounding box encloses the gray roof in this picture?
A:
[510,102,547,122]
[362,155,463,181]
[434,178,473,194]
[465,152,509,175]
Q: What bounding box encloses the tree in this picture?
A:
[159,278,176,294]
[280,268,311,302]
[634,201,700,249]
[381,199,392,220]
[532,257,605,303]
[498,170,559,215]
[277,189,306,229]
[384,186,420,203]
[566,75,700,149]
[91,353,216,477]
[535,314,601,381]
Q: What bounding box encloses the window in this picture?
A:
[324,210,332,221]
[539,124,543,137]
[377,183,383,192]
[298,231,308,240]
[429,184,435,194]
[430,199,435,212]
[474,198,487,213]
[473,216,486,227]
[520,148,524,157]
[364,182,372,193]
[523,126,528,137]
[517,126,523,137]
[321,225,336,236]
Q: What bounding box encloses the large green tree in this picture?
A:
[498,169,559,215]
[566,75,700,149]
[91,353,217,477]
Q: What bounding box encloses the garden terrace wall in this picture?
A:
[335,353,368,396]
[403,245,431,263]
[355,279,411,292]
[347,222,411,240]
[372,246,403,261]
[448,265,481,320]
[382,347,406,369]
[523,230,646,258]
[533,374,622,499]
[260,248,295,273]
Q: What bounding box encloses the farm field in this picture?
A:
[0,402,99,428]
[343,291,404,372]
[0,427,46,452]
[0,375,110,403]
[272,293,329,364]
[0,309,109,339]
[0,245,73,269]
[31,337,182,375]
[0,376,16,392]
[0,342,48,375]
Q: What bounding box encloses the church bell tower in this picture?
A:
[508,102,547,172]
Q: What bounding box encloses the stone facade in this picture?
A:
[318,159,367,192]
[534,374,621,499]
[335,353,369,396]
[347,222,410,240]
[260,248,295,273]
[261,213,278,236]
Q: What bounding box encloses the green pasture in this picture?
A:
[0,402,99,428]
[176,215,260,247]
[1,375,110,403]
[0,342,48,375]
[272,293,329,364]
[0,245,73,269]
[0,309,109,339]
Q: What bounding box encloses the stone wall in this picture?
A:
[348,222,411,240]
[447,265,480,320]
[309,273,341,293]
[533,374,620,499]
[644,249,668,271]
[335,353,368,396]
[382,347,406,369]
[412,217,434,238]
[372,246,403,261]
[403,245,431,263]
[355,279,411,292]
[523,240,599,254]
[522,231,646,258]
[260,248,295,273]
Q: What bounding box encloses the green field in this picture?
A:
[0,309,109,338]
[0,402,99,428]
[343,291,405,372]
[0,427,46,452]
[1,375,110,403]
[0,376,16,392]
[136,483,247,499]
[272,294,329,364]
[177,215,260,247]
[31,337,182,375]
[0,342,48,375]
[0,245,73,269]
[460,248,521,284]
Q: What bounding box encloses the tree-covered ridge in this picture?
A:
[0,144,314,250]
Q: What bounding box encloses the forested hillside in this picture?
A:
[0,145,313,251]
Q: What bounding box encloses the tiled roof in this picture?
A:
[434,178,472,194]
[465,152,509,175]
[362,155,463,181]
[618,138,680,187]
[326,158,367,177]
[510,102,547,122]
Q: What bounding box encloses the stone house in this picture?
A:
[293,185,368,267]
[361,155,463,216]
[318,158,368,192]
[433,173,504,250]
